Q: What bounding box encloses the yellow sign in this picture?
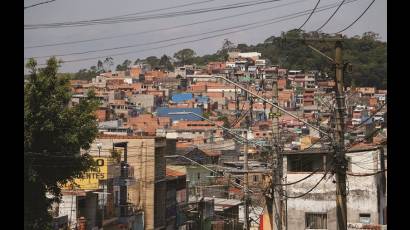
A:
[63,157,114,190]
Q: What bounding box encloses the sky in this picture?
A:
[24,0,386,73]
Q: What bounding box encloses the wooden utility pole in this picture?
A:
[334,39,347,230]
[271,75,283,230]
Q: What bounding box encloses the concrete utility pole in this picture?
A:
[114,142,131,227]
[243,92,251,230]
[243,136,250,230]
[285,35,347,229]
[334,39,347,230]
[271,75,283,230]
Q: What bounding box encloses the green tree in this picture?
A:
[159,55,174,71]
[103,57,114,72]
[115,64,123,71]
[116,59,132,71]
[145,56,160,70]
[97,60,103,73]
[217,39,235,61]
[134,58,141,65]
[90,66,97,73]
[24,57,100,229]
[173,48,196,66]
[73,68,96,81]
[217,115,230,128]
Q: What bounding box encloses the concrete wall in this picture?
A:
[59,194,77,229]
[129,94,155,112]
[283,149,384,230]
[89,136,167,230]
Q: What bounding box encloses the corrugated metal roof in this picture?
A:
[156,107,203,121]
[195,96,209,103]
[171,93,193,102]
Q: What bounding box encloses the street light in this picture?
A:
[97,143,102,157]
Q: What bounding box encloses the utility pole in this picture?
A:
[271,74,283,230]
[243,91,250,230]
[243,136,249,230]
[334,39,347,230]
[283,35,347,229]
[114,142,131,228]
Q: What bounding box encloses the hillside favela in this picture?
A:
[24,0,386,230]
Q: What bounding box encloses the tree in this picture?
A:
[103,57,114,72]
[24,57,100,229]
[159,55,174,71]
[72,65,98,81]
[97,60,103,73]
[145,56,160,70]
[134,58,141,65]
[217,39,235,61]
[173,48,196,66]
[90,66,97,73]
[237,43,248,52]
[221,38,235,51]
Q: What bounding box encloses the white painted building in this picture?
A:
[238,52,262,59]
[281,147,387,230]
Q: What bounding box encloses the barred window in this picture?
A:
[305,213,327,229]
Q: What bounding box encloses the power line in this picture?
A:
[297,0,321,30]
[25,0,307,49]
[31,0,360,65]
[334,0,375,33]
[346,169,386,177]
[27,1,320,59]
[345,126,383,150]
[107,0,219,18]
[281,167,330,198]
[315,0,346,31]
[28,13,292,59]
[24,0,278,29]
[24,0,56,10]
[347,102,386,131]
[274,166,323,186]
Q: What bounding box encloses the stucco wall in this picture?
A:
[283,149,383,230]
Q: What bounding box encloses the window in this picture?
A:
[253,175,259,182]
[359,213,371,224]
[197,173,201,180]
[288,155,324,172]
[305,213,327,229]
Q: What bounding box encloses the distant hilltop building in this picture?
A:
[228,51,261,60]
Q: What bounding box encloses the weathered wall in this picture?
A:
[90,136,167,230]
[59,194,77,229]
[283,149,383,230]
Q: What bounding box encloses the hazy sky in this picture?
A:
[24,0,386,73]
